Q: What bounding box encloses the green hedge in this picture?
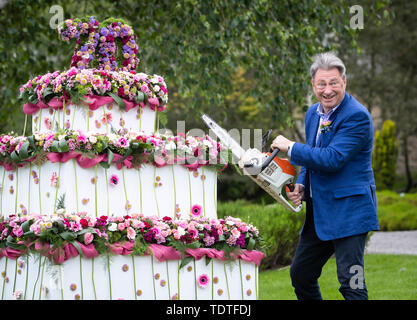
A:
[218,191,417,270]
[376,191,417,231]
[217,200,304,270]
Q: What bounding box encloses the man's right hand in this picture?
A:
[287,184,305,207]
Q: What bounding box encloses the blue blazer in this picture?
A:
[290,93,379,240]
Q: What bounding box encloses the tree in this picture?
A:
[373,119,398,190]
[341,0,417,192]
[0,0,360,136]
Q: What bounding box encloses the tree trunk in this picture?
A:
[402,135,413,192]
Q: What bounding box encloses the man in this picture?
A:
[271,52,379,300]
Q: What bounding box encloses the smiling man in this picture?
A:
[271,52,379,300]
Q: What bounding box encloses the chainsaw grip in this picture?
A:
[285,183,295,193]
[261,148,279,171]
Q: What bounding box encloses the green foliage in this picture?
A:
[217,200,304,270]
[376,190,417,231]
[373,119,398,190]
[0,0,363,135]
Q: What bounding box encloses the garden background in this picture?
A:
[0,0,416,299]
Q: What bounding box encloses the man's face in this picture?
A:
[312,68,346,111]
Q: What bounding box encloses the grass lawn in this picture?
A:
[259,254,417,300]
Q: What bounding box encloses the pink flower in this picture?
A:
[118,137,129,148]
[118,223,126,231]
[231,228,240,238]
[84,232,94,245]
[50,172,58,187]
[140,84,149,93]
[44,118,52,130]
[197,274,210,288]
[77,134,87,144]
[110,174,119,186]
[127,227,136,240]
[191,204,202,217]
[101,112,112,124]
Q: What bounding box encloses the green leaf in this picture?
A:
[71,241,84,257]
[59,231,75,242]
[10,151,20,163]
[50,141,60,152]
[18,142,30,160]
[179,256,193,269]
[107,149,114,166]
[21,220,32,233]
[58,139,69,152]
[247,237,256,250]
[108,92,127,111]
[205,256,211,266]
[135,91,144,103]
[187,241,201,249]
[27,135,35,149]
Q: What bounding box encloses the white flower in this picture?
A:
[108,133,118,143]
[177,226,186,237]
[89,136,97,144]
[55,208,65,215]
[153,85,160,92]
[165,141,176,151]
[203,139,212,147]
[58,134,66,141]
[108,223,117,232]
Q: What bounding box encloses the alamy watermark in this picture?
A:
[349,265,365,289]
[349,5,364,30]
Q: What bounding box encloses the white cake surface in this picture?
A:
[0,162,217,220]
[31,103,157,136]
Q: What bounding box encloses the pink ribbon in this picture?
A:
[148,244,181,262]
[22,94,142,115]
[107,241,135,256]
[185,248,226,261]
[236,250,265,267]
[1,248,23,260]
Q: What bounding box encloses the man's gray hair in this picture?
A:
[310,52,346,81]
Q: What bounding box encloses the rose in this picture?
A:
[80,218,89,229]
[84,232,94,245]
[127,227,136,240]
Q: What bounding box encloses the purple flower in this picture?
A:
[203,235,215,247]
[236,233,245,248]
[100,27,108,36]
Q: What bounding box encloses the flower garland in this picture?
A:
[19,67,168,112]
[0,129,230,171]
[58,16,139,72]
[0,212,264,266]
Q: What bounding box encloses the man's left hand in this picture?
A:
[271,135,293,152]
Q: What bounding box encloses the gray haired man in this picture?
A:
[271,52,379,300]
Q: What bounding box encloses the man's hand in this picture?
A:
[271,135,293,153]
[287,184,304,207]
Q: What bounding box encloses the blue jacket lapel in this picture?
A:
[309,111,320,147]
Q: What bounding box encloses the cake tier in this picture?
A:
[0,253,259,300]
[30,102,157,135]
[0,162,217,220]
[20,68,168,136]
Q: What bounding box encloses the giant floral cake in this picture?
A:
[0,17,264,300]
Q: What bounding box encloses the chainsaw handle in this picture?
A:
[261,148,279,171]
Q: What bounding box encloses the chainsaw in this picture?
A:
[202,114,302,213]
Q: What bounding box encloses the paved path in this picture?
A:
[365,230,417,255]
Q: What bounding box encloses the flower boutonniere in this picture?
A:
[319,120,332,134]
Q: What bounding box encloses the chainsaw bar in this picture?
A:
[202,114,246,162]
